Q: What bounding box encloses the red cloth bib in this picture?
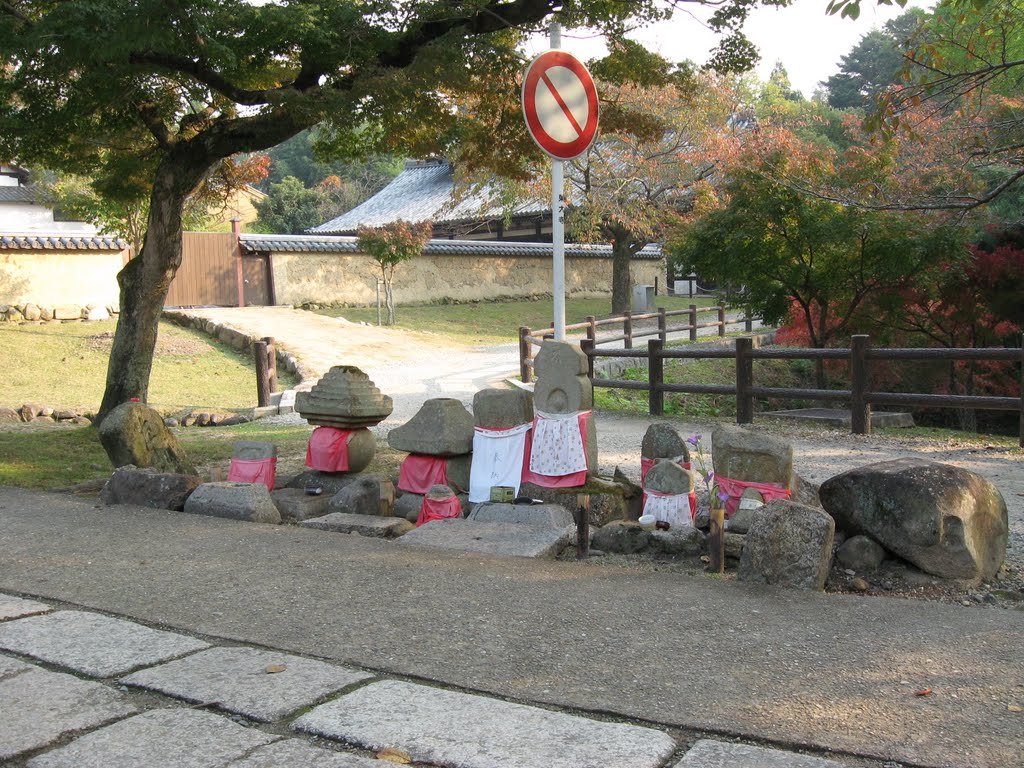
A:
[227,458,277,492]
[398,454,449,495]
[416,495,462,527]
[716,475,792,518]
[305,427,353,472]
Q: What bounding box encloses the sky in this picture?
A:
[524,0,931,98]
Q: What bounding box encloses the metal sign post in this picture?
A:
[521,22,599,343]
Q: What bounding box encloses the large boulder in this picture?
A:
[98,402,196,474]
[100,466,201,510]
[737,500,835,591]
[819,458,1008,581]
[387,398,473,456]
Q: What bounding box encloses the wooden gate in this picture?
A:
[165,232,271,307]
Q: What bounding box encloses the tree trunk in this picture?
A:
[610,236,633,315]
[96,159,200,423]
[385,279,395,326]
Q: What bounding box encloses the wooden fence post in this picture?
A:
[689,304,698,342]
[624,310,633,349]
[254,340,271,407]
[576,494,590,559]
[519,327,532,383]
[851,335,871,436]
[580,339,595,381]
[718,305,727,337]
[648,339,664,416]
[586,315,597,344]
[658,307,667,343]
[262,336,278,393]
[735,336,755,424]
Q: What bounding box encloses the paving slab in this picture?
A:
[393,518,571,558]
[676,739,855,767]
[301,512,413,538]
[0,610,209,677]
[0,663,139,760]
[0,593,52,620]
[226,739,385,768]
[120,646,373,721]
[292,679,676,768]
[26,709,277,768]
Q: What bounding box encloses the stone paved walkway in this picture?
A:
[1,593,855,768]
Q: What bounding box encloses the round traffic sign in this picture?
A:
[521,50,599,160]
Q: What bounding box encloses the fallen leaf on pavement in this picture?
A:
[1008,704,1023,713]
[914,688,933,697]
[265,664,287,674]
[376,747,412,763]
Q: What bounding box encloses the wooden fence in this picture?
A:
[518,305,756,383]
[579,334,1024,446]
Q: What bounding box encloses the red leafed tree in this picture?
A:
[357,220,433,326]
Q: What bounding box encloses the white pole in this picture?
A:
[550,21,566,341]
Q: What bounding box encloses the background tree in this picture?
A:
[357,220,433,326]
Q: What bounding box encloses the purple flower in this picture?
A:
[687,434,701,447]
[704,471,715,486]
[717,489,731,503]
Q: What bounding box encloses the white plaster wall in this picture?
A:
[0,202,98,234]
[0,250,125,307]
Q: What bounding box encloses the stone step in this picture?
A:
[394,518,571,557]
[675,739,856,767]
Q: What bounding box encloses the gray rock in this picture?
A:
[591,521,705,558]
[52,304,81,320]
[39,305,53,321]
[229,740,385,768]
[650,526,707,557]
[387,398,474,456]
[85,305,110,321]
[426,483,456,501]
[395,519,571,558]
[285,471,362,496]
[641,422,690,462]
[301,513,414,538]
[711,424,793,488]
[25,709,274,768]
[819,458,1008,581]
[468,501,574,530]
[231,441,276,461]
[738,500,835,591]
[473,387,534,429]
[21,303,40,321]
[724,531,746,560]
[643,459,694,495]
[0,610,209,677]
[1,665,139,761]
[444,454,472,493]
[100,466,201,510]
[836,535,886,572]
[533,341,593,413]
[183,482,282,524]
[519,481,631,527]
[327,476,386,516]
[0,406,21,421]
[792,473,822,508]
[292,679,676,768]
[97,402,196,474]
[270,487,330,522]
[119,646,371,722]
[394,492,424,522]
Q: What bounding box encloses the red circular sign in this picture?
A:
[521,50,599,160]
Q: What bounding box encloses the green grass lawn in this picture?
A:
[0,320,297,415]
[317,295,719,346]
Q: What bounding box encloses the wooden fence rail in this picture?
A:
[580,334,1024,447]
[518,304,755,383]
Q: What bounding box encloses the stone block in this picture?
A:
[98,402,196,474]
[711,424,793,488]
[326,476,393,517]
[677,739,854,767]
[120,646,371,722]
[444,454,472,493]
[85,305,110,321]
[296,365,393,429]
[643,459,694,495]
[230,740,385,768]
[473,387,534,429]
[819,458,1008,581]
[25,709,274,768]
[468,501,574,530]
[1,665,138,761]
[100,466,201,511]
[183,482,281,524]
[301,513,414,538]
[393,492,424,522]
[738,501,835,591]
[387,398,474,456]
[231,441,277,460]
[394,518,571,558]
[292,679,676,768]
[52,304,81,320]
[271,488,330,522]
[286,470,361,497]
[0,593,52,620]
[0,610,209,677]
[592,520,705,557]
[519,481,630,527]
